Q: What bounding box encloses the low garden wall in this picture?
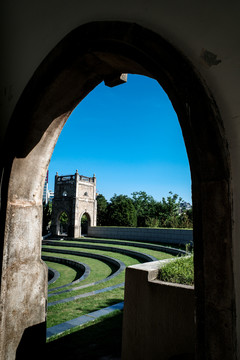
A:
[121,261,195,360]
[88,226,193,246]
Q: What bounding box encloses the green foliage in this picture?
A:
[59,211,69,234]
[131,191,157,227]
[96,194,108,226]
[42,202,52,235]
[107,194,137,227]
[96,190,192,229]
[145,216,160,228]
[59,211,69,225]
[155,192,192,228]
[81,214,89,234]
[186,208,193,222]
[158,255,194,285]
[81,214,88,223]
[178,211,193,229]
[156,192,181,225]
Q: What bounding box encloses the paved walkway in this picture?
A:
[47,302,124,339]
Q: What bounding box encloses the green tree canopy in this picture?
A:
[81,213,89,234]
[59,211,69,225]
[95,190,192,229]
[107,194,137,227]
[96,194,108,226]
[131,191,157,227]
[156,192,182,228]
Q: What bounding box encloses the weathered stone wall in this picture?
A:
[88,226,193,246]
[51,172,97,237]
[75,176,97,237]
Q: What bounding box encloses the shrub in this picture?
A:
[158,255,194,285]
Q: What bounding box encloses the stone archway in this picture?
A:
[80,212,91,237]
[58,211,69,236]
[0,22,235,359]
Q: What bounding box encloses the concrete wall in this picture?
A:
[88,226,193,246]
[122,261,195,360]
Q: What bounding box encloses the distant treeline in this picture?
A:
[97,191,192,229]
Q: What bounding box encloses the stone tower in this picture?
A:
[51,171,97,237]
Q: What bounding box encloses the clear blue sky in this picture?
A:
[48,74,192,204]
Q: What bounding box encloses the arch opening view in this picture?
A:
[0,21,234,360]
[42,71,192,358]
[81,213,90,235]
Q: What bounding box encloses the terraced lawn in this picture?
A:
[42,237,176,332]
[43,252,113,290]
[46,261,77,288]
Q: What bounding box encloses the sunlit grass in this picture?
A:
[158,255,194,285]
[42,251,113,289]
[47,287,125,327]
[43,240,175,329]
[45,261,77,289]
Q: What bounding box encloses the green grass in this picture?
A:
[42,243,173,264]
[158,255,194,285]
[43,240,175,328]
[48,276,124,303]
[71,240,174,259]
[44,249,139,303]
[46,261,78,289]
[43,245,173,300]
[42,238,188,358]
[45,310,123,359]
[47,286,125,327]
[43,252,112,290]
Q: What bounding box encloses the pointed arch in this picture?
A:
[0,21,235,358]
[80,212,91,237]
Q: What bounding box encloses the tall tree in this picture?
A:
[96,194,108,226]
[107,194,137,227]
[131,191,157,227]
[156,192,182,228]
